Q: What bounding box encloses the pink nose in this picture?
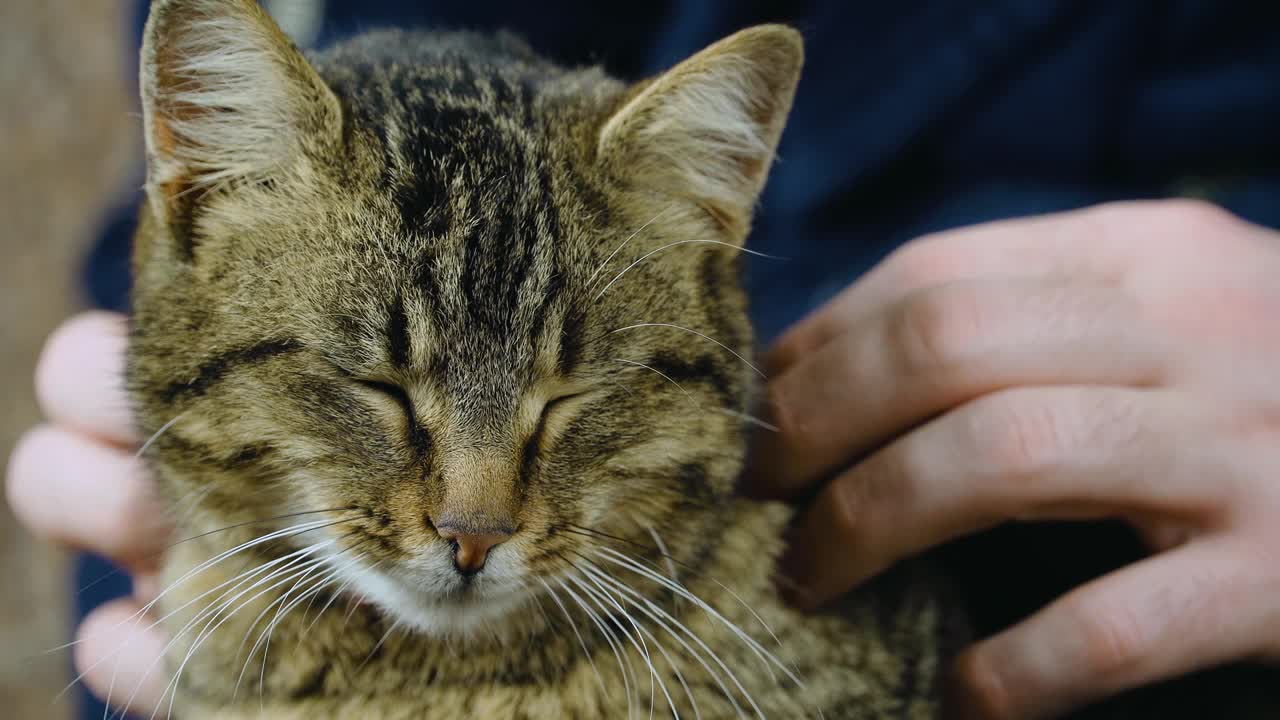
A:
[436,526,512,576]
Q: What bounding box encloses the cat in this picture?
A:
[123,0,950,717]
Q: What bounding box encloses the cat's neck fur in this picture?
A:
[163,499,942,719]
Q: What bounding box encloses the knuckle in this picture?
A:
[1092,199,1238,251]
[970,392,1077,478]
[827,478,863,535]
[893,285,989,375]
[1071,600,1151,676]
[826,451,916,545]
[887,236,970,291]
[1156,198,1238,234]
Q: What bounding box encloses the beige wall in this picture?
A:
[0,0,135,715]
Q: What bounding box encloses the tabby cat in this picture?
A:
[124,0,948,717]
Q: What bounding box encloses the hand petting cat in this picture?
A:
[746,199,1280,719]
[10,200,1280,719]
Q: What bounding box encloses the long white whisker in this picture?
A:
[636,612,699,720]
[73,542,330,713]
[611,323,765,379]
[597,548,805,691]
[155,551,332,720]
[146,543,336,717]
[538,577,607,696]
[573,569,667,720]
[578,559,750,719]
[355,621,400,673]
[58,517,349,662]
[646,527,680,595]
[614,359,694,403]
[594,239,785,301]
[300,559,378,641]
[717,407,780,433]
[587,207,672,287]
[577,563,677,720]
[233,558,334,700]
[135,413,187,459]
[600,543,791,668]
[557,577,635,720]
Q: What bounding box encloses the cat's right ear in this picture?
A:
[139,0,341,256]
[597,25,803,239]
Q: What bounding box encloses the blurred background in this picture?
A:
[0,1,135,716]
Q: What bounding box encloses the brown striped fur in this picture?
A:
[127,1,949,717]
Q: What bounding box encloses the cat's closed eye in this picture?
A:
[539,391,586,421]
[355,378,412,408]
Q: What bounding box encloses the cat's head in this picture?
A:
[130,0,802,635]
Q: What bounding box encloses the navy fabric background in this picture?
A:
[78,2,1280,717]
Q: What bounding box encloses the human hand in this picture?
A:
[7,311,172,715]
[746,200,1280,718]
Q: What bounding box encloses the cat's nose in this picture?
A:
[436,525,512,576]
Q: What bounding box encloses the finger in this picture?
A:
[764,204,1133,376]
[778,386,1226,609]
[948,537,1266,719]
[747,280,1164,499]
[75,598,169,717]
[7,424,171,567]
[765,199,1241,376]
[36,311,138,447]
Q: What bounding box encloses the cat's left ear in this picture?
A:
[597,25,803,237]
[139,0,342,242]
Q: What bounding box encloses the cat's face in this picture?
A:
[129,0,801,635]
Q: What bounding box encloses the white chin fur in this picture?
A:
[332,553,531,637]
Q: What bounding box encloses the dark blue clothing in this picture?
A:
[79,2,1280,717]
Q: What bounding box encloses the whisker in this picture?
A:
[564,524,791,663]
[593,239,786,301]
[356,621,400,673]
[646,527,681,610]
[718,407,779,433]
[613,359,694,403]
[152,549,335,720]
[56,513,365,659]
[587,207,673,288]
[135,413,187,459]
[538,577,607,696]
[166,507,365,551]
[574,562,679,720]
[233,559,334,700]
[68,506,357,604]
[63,524,357,710]
[574,556,751,719]
[572,570,665,720]
[611,323,765,379]
[596,548,806,693]
[557,576,636,720]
